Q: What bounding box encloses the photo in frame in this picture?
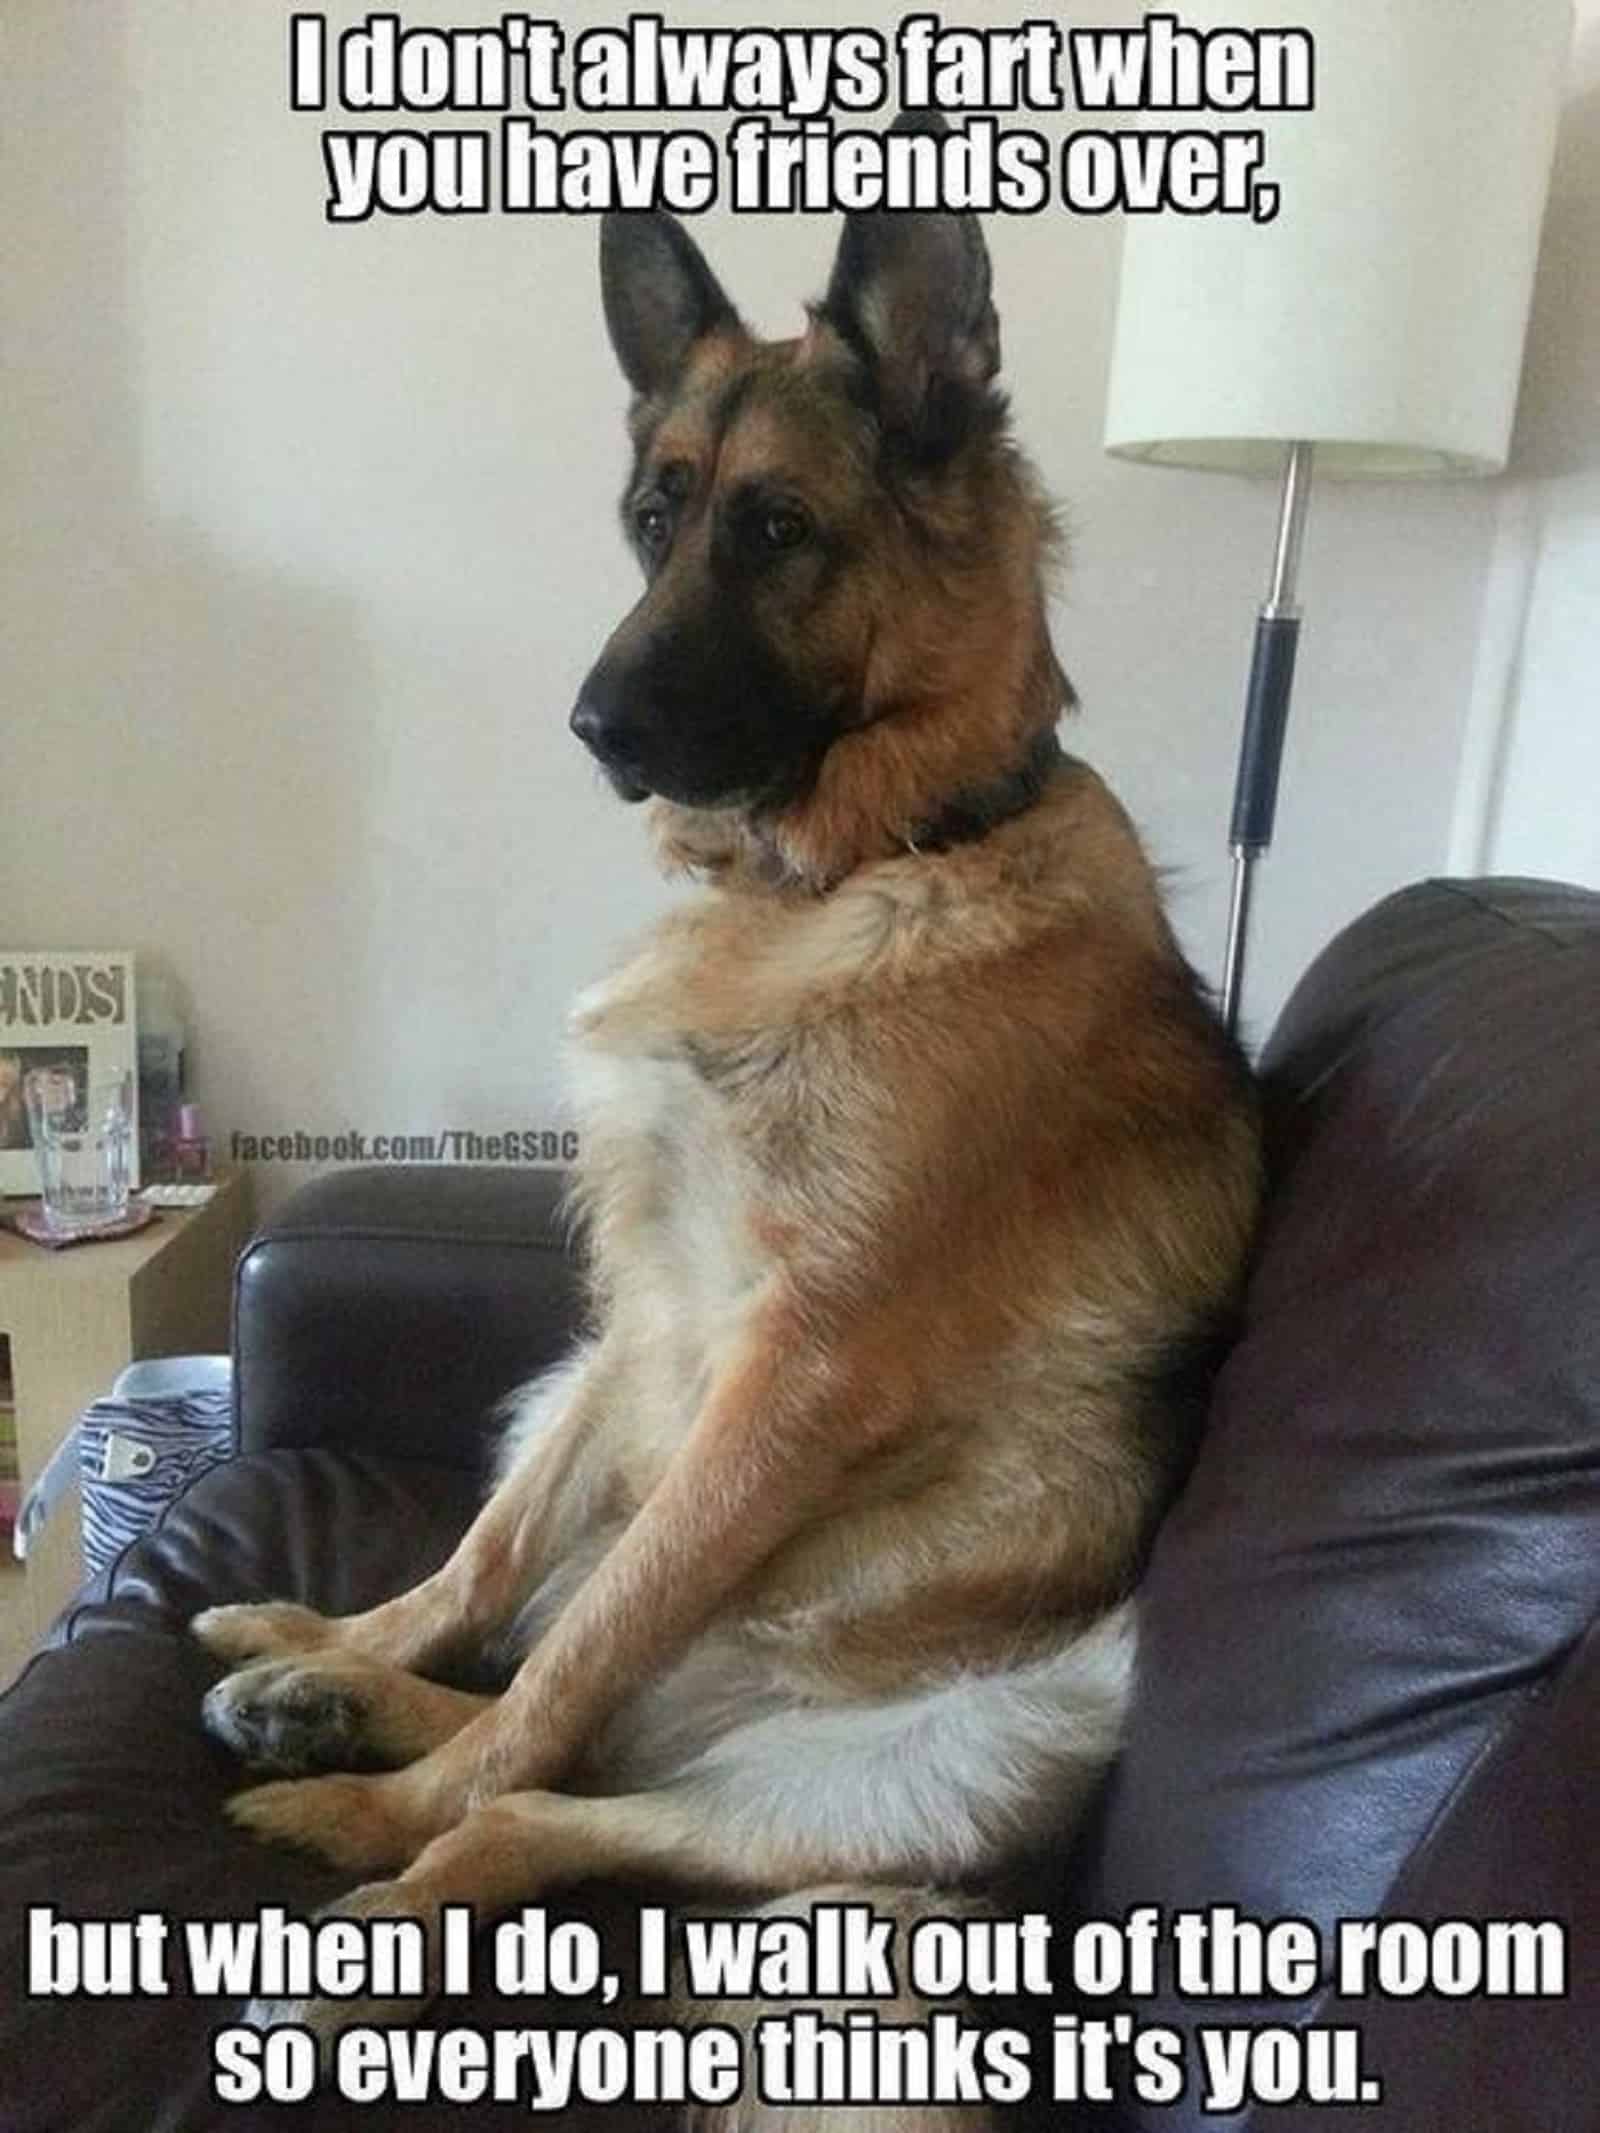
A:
[0,954,140,1196]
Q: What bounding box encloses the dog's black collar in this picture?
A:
[904,728,1063,855]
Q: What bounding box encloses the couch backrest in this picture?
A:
[1077,878,1600,2130]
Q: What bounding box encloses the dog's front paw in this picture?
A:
[226,1772,428,1873]
[203,1657,373,1775]
[193,1600,336,1664]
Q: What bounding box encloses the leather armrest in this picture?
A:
[232,1166,583,1469]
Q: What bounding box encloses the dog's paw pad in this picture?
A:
[203,1660,369,1774]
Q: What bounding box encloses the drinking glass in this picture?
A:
[23,1070,133,1235]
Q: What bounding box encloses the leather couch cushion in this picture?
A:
[233,1166,582,1466]
[0,1452,661,2132]
[1270,1606,1600,2132]
[1082,880,1600,2128]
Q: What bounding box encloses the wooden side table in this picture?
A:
[0,1169,254,1687]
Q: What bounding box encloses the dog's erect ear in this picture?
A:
[821,112,1001,459]
[601,210,739,398]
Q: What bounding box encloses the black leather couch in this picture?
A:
[2,877,1597,2131]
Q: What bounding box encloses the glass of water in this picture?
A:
[24,1069,133,1235]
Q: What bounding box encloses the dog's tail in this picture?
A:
[665,1601,1137,1885]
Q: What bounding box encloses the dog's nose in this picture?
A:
[570,688,651,801]
[571,689,644,767]
[570,695,611,755]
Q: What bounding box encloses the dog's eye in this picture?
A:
[759,506,810,554]
[633,501,672,551]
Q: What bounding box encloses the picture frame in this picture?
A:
[0,953,140,1197]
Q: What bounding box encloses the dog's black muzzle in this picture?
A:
[571,632,841,813]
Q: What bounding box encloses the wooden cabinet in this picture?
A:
[0,1170,253,1687]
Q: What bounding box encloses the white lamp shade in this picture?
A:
[1104,0,1573,477]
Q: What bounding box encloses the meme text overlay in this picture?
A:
[31,1900,1565,2110]
[289,11,1317,223]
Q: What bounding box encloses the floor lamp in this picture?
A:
[1102,0,1571,1036]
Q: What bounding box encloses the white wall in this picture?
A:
[0,2,1576,1208]
[1452,1,1600,884]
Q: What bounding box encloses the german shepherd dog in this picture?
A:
[196,135,1260,2121]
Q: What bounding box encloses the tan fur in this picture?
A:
[195,210,1261,2127]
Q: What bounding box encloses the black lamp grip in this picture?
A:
[1228,612,1301,853]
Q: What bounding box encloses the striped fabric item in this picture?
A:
[77,1384,234,1578]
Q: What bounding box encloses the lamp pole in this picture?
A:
[1220,438,1315,1035]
